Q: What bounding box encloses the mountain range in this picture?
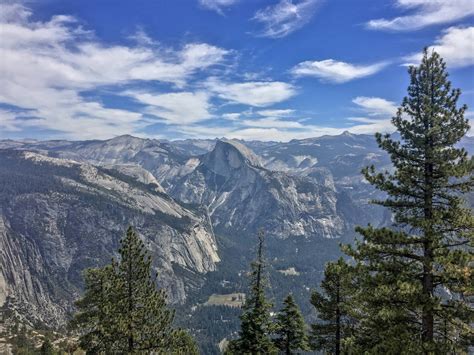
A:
[1,132,472,350]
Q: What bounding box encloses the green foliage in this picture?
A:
[226,230,277,354]
[39,338,55,355]
[274,294,309,355]
[11,325,36,355]
[310,258,355,355]
[72,226,198,353]
[343,49,474,353]
[170,329,200,355]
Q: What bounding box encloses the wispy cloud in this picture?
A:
[128,28,157,46]
[125,91,213,125]
[345,96,398,134]
[0,3,229,139]
[253,0,321,38]
[257,109,295,117]
[404,26,474,68]
[205,79,297,107]
[352,97,398,117]
[240,117,304,129]
[178,97,398,142]
[177,124,343,142]
[199,0,239,14]
[291,59,388,83]
[367,0,474,31]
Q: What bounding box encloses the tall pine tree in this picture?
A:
[344,49,473,353]
[310,258,355,355]
[226,230,277,355]
[274,294,309,355]
[72,265,117,352]
[73,226,198,354]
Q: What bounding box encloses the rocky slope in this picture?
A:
[170,139,346,239]
[0,149,219,327]
[0,135,190,189]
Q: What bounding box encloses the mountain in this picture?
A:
[0,135,191,189]
[170,139,346,239]
[0,149,219,327]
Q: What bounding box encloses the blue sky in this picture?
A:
[1,0,473,141]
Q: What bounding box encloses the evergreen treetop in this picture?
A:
[274,294,309,355]
[226,230,277,355]
[73,226,198,354]
[344,49,474,353]
[310,258,355,355]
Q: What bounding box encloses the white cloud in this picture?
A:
[227,127,321,141]
[367,0,474,31]
[199,0,239,14]
[404,27,474,68]
[0,3,229,139]
[0,108,22,132]
[128,28,157,46]
[241,117,304,129]
[253,0,320,38]
[343,96,399,134]
[176,95,401,141]
[257,109,294,117]
[352,97,398,117]
[125,91,212,124]
[178,125,343,142]
[343,120,394,135]
[291,59,388,83]
[206,79,297,107]
[222,113,241,120]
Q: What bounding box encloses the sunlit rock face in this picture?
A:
[171,139,345,239]
[0,150,219,327]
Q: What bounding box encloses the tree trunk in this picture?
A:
[128,243,134,353]
[422,106,434,347]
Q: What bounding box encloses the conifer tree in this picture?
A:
[72,265,116,352]
[73,226,198,354]
[310,258,354,355]
[274,294,309,355]
[226,230,277,354]
[344,49,474,353]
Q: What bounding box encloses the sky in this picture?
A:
[0,0,473,141]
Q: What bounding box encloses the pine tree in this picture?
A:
[274,294,309,355]
[310,258,355,355]
[73,226,198,353]
[171,329,200,355]
[226,230,277,354]
[344,49,474,353]
[72,265,116,352]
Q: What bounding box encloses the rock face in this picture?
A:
[171,139,345,239]
[0,150,219,327]
[0,135,191,189]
